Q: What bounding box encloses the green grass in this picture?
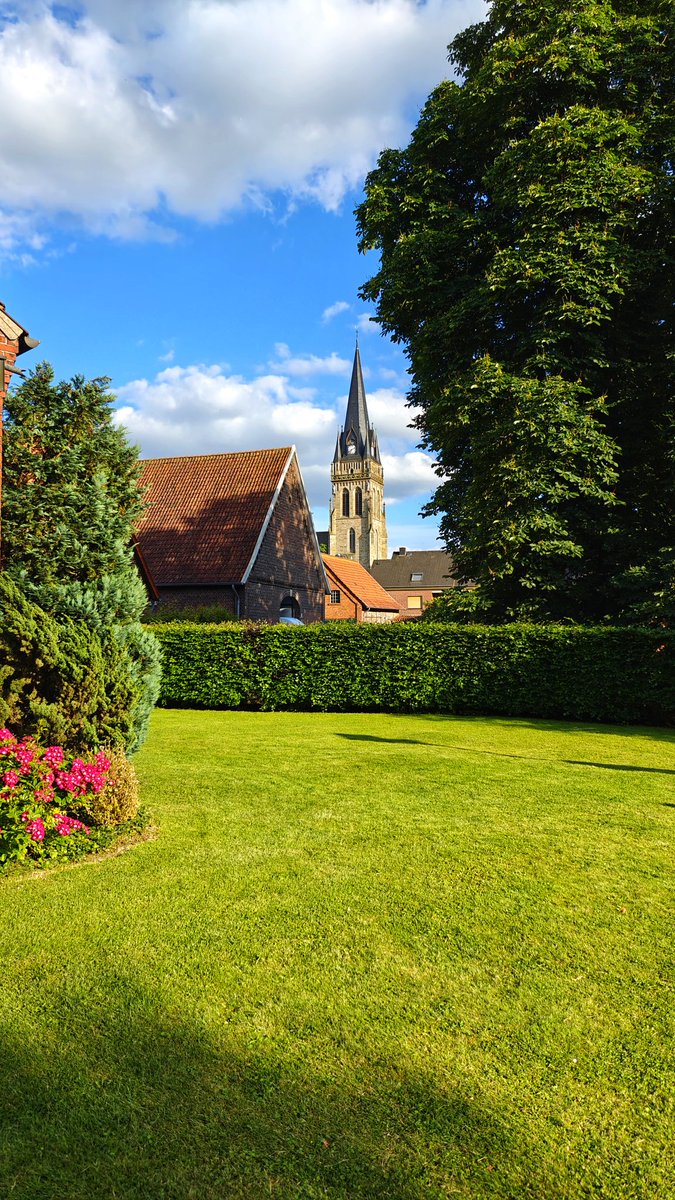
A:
[1,710,674,1200]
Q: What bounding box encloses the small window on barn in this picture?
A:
[330,590,341,604]
[342,489,350,516]
[349,528,356,554]
[355,488,363,516]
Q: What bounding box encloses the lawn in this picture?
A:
[1,710,673,1200]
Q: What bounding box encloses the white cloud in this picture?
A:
[355,312,380,336]
[268,343,351,377]
[0,0,486,248]
[114,354,437,512]
[382,451,439,499]
[366,387,418,444]
[322,300,350,323]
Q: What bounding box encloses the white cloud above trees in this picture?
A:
[0,0,485,247]
[114,355,437,512]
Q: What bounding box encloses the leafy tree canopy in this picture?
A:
[357,0,674,622]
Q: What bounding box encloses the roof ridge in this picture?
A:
[141,446,293,465]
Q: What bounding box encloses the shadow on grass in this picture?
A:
[337,730,675,778]
[336,734,433,746]
[0,977,544,1200]
[565,761,675,775]
[420,713,675,741]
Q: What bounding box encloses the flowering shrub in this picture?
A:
[78,745,140,828]
[0,727,113,867]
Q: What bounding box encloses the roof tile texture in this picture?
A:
[370,549,457,591]
[138,448,292,585]
[323,554,400,611]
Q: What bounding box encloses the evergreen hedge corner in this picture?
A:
[1,364,162,753]
[0,575,161,753]
[146,621,675,726]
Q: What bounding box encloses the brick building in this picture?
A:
[137,447,328,622]
[370,547,458,618]
[323,553,400,623]
[0,303,39,550]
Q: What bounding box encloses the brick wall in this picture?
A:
[246,457,326,624]
[0,330,19,396]
[324,587,361,621]
[389,588,442,616]
[362,609,398,624]
[0,328,19,551]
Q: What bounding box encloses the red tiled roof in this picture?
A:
[138,448,293,585]
[322,554,401,612]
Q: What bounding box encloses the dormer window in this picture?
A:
[410,572,423,582]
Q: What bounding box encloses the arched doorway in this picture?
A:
[279,595,301,621]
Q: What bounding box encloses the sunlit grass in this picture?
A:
[1,709,673,1199]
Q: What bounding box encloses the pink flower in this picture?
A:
[15,744,35,767]
[55,769,83,794]
[54,814,89,837]
[0,728,13,742]
[43,745,65,768]
[26,818,45,842]
[3,770,19,790]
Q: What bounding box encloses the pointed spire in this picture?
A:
[333,343,380,463]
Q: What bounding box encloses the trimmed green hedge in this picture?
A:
[146,622,675,725]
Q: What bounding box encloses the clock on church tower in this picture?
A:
[328,344,387,568]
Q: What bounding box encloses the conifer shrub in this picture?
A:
[0,576,156,753]
[1,365,161,753]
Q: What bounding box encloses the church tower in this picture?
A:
[329,344,387,567]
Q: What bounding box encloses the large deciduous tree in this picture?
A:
[357,0,675,622]
[1,365,160,750]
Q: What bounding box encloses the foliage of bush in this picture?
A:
[78,745,140,828]
[148,621,675,725]
[143,604,241,625]
[1,365,162,752]
[0,576,159,753]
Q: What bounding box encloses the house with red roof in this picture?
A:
[137,446,328,623]
[322,553,400,623]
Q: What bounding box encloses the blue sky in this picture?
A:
[0,0,485,549]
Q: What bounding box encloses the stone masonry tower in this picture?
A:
[329,344,387,567]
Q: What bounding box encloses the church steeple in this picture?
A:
[328,343,387,567]
[333,344,381,464]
